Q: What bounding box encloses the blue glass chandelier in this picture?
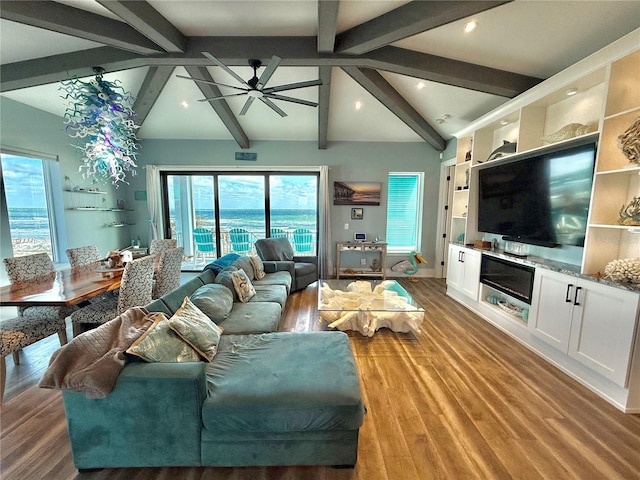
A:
[61,66,140,187]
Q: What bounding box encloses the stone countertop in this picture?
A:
[452,242,640,294]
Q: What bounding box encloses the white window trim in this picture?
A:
[386,172,424,255]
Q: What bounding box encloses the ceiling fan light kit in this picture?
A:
[180,52,322,117]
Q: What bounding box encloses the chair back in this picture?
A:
[228,228,253,254]
[149,238,177,255]
[255,237,295,261]
[292,228,314,254]
[270,227,288,239]
[66,245,101,268]
[117,255,156,315]
[193,228,215,254]
[153,247,184,299]
[3,253,54,283]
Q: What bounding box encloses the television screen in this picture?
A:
[477,140,596,247]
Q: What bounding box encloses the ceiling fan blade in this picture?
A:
[201,51,250,87]
[198,92,248,102]
[259,97,287,117]
[262,79,322,94]
[239,97,256,115]
[257,55,281,89]
[176,74,248,92]
[264,93,318,108]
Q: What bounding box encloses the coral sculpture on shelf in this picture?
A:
[61,67,140,187]
[542,123,595,144]
[604,258,640,284]
[617,116,640,166]
[618,197,640,226]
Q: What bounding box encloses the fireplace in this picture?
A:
[480,255,535,304]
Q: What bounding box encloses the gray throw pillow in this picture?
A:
[190,284,234,321]
[232,256,255,281]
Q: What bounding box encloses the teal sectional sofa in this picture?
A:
[60,254,365,470]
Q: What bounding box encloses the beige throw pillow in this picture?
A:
[231,268,256,303]
[250,255,266,279]
[167,297,223,362]
[126,312,201,363]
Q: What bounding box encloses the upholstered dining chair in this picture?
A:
[1,253,75,396]
[152,247,184,299]
[228,228,253,255]
[149,238,178,255]
[66,245,101,268]
[193,228,216,267]
[292,228,314,254]
[70,255,156,337]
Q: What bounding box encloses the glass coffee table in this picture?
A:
[318,279,424,337]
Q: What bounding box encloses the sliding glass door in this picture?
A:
[162,171,318,270]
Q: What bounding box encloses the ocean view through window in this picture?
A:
[162,172,319,269]
[1,154,59,259]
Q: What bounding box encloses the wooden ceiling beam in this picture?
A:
[0,0,162,54]
[335,1,512,55]
[317,66,332,150]
[183,66,250,149]
[317,0,340,53]
[133,66,175,124]
[342,67,445,151]
[95,0,187,53]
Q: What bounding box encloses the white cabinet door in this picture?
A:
[446,244,480,301]
[529,269,575,352]
[446,245,464,290]
[568,281,639,387]
[460,248,481,300]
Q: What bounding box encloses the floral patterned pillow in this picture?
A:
[250,255,266,279]
[231,268,256,303]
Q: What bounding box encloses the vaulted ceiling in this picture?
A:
[1,1,639,151]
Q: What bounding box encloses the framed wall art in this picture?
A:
[333,181,381,205]
[351,208,364,220]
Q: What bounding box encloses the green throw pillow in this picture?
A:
[167,297,223,362]
[126,312,201,363]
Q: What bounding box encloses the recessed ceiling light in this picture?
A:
[566,88,578,96]
[181,101,189,108]
[354,101,362,111]
[417,81,425,90]
[464,21,478,33]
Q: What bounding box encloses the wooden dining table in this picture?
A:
[0,262,123,308]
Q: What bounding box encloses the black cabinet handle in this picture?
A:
[460,251,465,263]
[565,284,574,303]
[574,286,582,306]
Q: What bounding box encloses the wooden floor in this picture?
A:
[2,278,640,480]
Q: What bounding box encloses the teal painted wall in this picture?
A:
[132,139,442,269]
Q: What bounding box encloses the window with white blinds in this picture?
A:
[385,172,423,253]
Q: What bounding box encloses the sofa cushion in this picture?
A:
[252,270,292,294]
[167,297,223,362]
[251,285,287,309]
[217,302,281,334]
[190,284,234,322]
[202,332,365,433]
[161,276,206,313]
[231,269,256,303]
[127,312,201,363]
[214,267,239,301]
[294,262,317,278]
[231,256,255,281]
[256,237,294,261]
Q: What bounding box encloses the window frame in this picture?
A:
[385,172,424,254]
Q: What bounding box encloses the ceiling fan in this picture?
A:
[177,52,322,117]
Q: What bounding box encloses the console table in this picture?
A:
[336,241,387,280]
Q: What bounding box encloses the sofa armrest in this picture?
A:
[262,260,295,277]
[63,362,207,469]
[293,255,318,265]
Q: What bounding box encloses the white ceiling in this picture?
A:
[1,1,639,147]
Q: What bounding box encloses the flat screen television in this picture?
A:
[477,137,597,248]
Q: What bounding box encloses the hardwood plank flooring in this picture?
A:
[2,279,640,480]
